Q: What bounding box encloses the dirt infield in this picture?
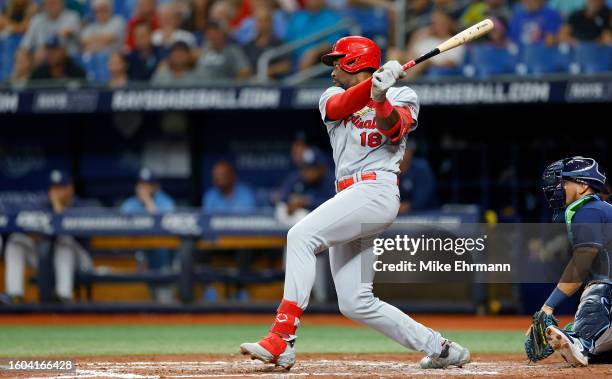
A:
[0,313,574,330]
[1,353,610,378]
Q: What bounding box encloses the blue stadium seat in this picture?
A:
[339,7,388,40]
[519,44,570,75]
[466,44,517,78]
[573,42,612,74]
[114,0,134,19]
[424,66,463,78]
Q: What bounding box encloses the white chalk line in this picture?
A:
[26,359,540,378]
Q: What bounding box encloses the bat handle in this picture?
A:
[402,60,417,71]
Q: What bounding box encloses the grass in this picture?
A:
[0,324,524,357]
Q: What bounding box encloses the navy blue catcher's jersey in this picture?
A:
[565,194,612,283]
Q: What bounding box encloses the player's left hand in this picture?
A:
[524,310,558,362]
[371,61,406,102]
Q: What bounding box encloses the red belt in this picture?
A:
[336,172,399,192]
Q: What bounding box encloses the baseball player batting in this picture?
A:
[239,35,476,370]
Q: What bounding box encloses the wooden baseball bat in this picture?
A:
[402,19,495,71]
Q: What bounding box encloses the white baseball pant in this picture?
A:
[4,233,92,299]
[283,171,443,356]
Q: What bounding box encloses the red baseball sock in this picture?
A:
[259,300,304,356]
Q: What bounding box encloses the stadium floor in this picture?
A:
[0,314,608,378]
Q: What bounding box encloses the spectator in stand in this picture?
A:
[229,0,253,29]
[121,168,176,303]
[81,0,125,53]
[508,0,563,47]
[559,0,611,44]
[0,0,37,35]
[19,0,80,62]
[0,170,92,305]
[243,7,291,79]
[107,51,129,88]
[30,35,86,82]
[208,0,237,30]
[8,49,32,89]
[202,160,256,214]
[549,0,586,17]
[432,0,466,20]
[188,0,211,31]
[195,21,252,83]
[398,141,436,214]
[285,0,341,70]
[126,22,163,81]
[125,0,159,50]
[151,40,197,85]
[406,0,433,19]
[460,0,512,28]
[152,2,196,53]
[234,0,287,44]
[401,10,464,78]
[275,147,334,225]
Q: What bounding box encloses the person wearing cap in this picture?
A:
[19,0,80,62]
[194,20,252,83]
[80,0,126,53]
[150,39,197,86]
[30,34,86,81]
[276,147,335,224]
[120,168,176,303]
[1,169,92,304]
[398,141,436,214]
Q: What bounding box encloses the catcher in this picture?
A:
[525,156,612,366]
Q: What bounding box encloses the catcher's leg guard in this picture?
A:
[573,282,612,353]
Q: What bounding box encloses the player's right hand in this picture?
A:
[371,61,405,102]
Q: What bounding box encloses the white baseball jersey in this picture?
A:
[318,86,420,180]
[274,84,444,359]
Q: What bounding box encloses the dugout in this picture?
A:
[0,81,609,314]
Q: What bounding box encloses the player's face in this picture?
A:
[301,165,324,184]
[563,180,591,205]
[212,163,235,191]
[134,25,152,50]
[50,184,74,204]
[331,60,355,89]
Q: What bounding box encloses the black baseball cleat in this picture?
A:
[546,325,589,367]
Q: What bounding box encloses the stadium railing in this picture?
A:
[256,18,361,84]
[0,207,479,305]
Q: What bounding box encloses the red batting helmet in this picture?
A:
[321,36,381,73]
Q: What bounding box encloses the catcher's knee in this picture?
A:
[574,283,612,341]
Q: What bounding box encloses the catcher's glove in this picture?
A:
[524,310,559,362]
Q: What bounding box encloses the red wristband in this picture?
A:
[374,99,394,118]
